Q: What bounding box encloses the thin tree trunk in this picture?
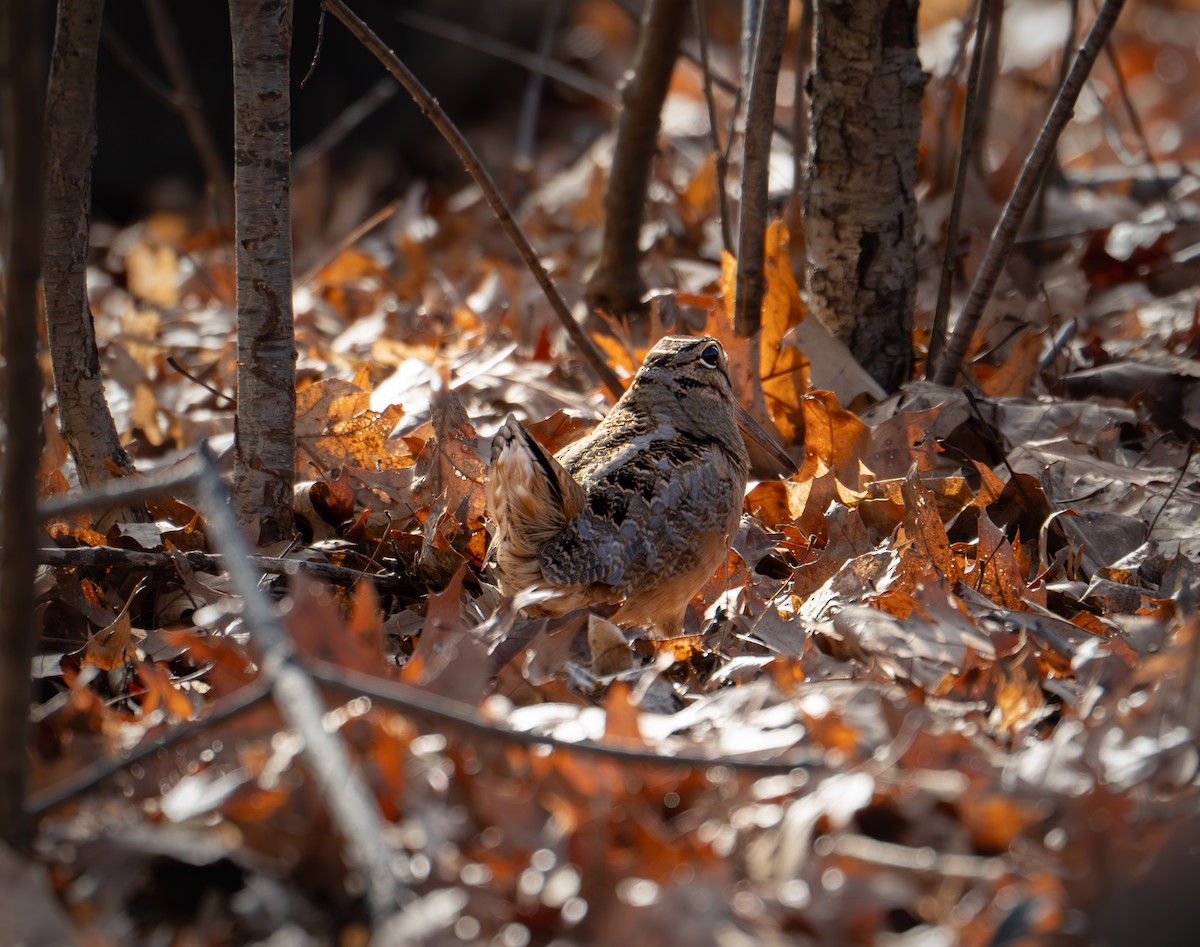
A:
[0,0,48,850]
[43,0,137,489]
[802,0,924,392]
[229,0,296,545]
[733,0,787,339]
[584,0,689,315]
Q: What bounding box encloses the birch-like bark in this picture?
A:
[584,0,689,315]
[43,0,137,488]
[802,0,924,392]
[229,0,296,545]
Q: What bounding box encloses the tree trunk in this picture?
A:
[732,0,788,339]
[802,0,924,392]
[0,0,48,850]
[43,0,137,489]
[584,0,689,316]
[229,0,296,545]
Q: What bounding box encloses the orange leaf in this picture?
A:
[136,659,194,720]
[978,328,1043,397]
[801,391,869,489]
[602,681,645,745]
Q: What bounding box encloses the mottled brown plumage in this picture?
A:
[486,336,750,637]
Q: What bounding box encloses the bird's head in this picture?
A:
[625,336,743,445]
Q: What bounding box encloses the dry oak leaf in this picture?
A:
[800,390,870,489]
[136,659,194,720]
[401,565,488,704]
[411,375,488,565]
[296,365,406,472]
[718,221,810,442]
[978,327,1044,398]
[863,404,943,480]
[80,578,146,671]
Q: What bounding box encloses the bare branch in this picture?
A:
[933,0,1128,386]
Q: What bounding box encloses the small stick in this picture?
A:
[192,444,407,918]
[693,0,734,255]
[933,0,1128,386]
[39,457,206,521]
[36,546,421,599]
[392,7,616,105]
[143,0,235,228]
[927,0,992,377]
[304,655,822,775]
[27,679,273,816]
[732,0,788,339]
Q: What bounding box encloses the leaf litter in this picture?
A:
[22,3,1200,944]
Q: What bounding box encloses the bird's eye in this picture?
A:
[700,343,720,367]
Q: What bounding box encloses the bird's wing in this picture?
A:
[537,438,740,590]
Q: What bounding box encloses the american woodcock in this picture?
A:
[486,336,751,637]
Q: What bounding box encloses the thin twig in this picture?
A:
[611,0,791,140]
[193,444,406,918]
[323,0,623,401]
[294,78,397,173]
[39,457,206,521]
[585,0,690,315]
[36,546,422,599]
[167,355,236,406]
[143,0,235,228]
[732,0,787,338]
[299,4,326,88]
[829,833,1008,880]
[927,0,992,377]
[933,0,1128,386]
[693,0,733,254]
[1148,443,1196,536]
[296,195,403,286]
[303,655,823,775]
[27,679,273,816]
[511,0,561,194]
[392,7,616,106]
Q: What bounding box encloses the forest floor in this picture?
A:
[12,1,1200,944]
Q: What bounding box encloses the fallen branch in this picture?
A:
[191,444,406,918]
[304,655,824,775]
[37,546,421,599]
[27,679,273,816]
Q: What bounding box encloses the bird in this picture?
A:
[486,336,751,638]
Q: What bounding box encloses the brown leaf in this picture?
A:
[801,391,870,489]
[759,222,809,441]
[978,328,1043,398]
[411,376,488,569]
[285,572,385,675]
[296,374,406,473]
[525,409,591,455]
[897,468,961,586]
[402,566,488,704]
[974,506,1028,609]
[136,659,194,720]
[863,405,942,480]
[80,578,145,670]
[602,680,645,745]
[589,614,633,678]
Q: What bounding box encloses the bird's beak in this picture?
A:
[734,404,796,480]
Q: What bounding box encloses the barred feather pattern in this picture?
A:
[486,336,750,637]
